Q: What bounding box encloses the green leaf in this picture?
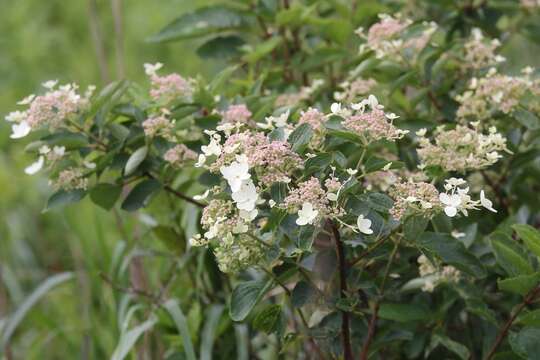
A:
[519,309,540,327]
[513,224,540,258]
[230,279,273,321]
[200,305,224,360]
[121,179,161,212]
[42,131,89,150]
[403,215,429,241]
[327,129,365,145]
[288,123,313,153]
[430,334,470,360]
[111,316,157,360]
[513,108,540,130]
[0,272,74,353]
[124,146,148,176]
[252,304,284,334]
[291,280,316,308]
[304,153,332,175]
[45,189,86,211]
[162,299,197,360]
[491,235,533,277]
[148,5,248,43]
[90,183,122,210]
[417,232,486,278]
[152,225,185,254]
[241,36,282,63]
[196,35,245,59]
[378,303,430,322]
[498,273,540,296]
[509,327,540,359]
[209,65,239,94]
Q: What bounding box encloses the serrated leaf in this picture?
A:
[513,224,540,258]
[288,123,313,153]
[498,273,540,296]
[491,235,533,277]
[252,304,283,334]
[90,183,122,210]
[124,146,148,176]
[230,279,273,321]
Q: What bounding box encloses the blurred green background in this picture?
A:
[0,0,221,358]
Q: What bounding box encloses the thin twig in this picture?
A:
[330,220,353,360]
[485,285,540,359]
[144,172,204,208]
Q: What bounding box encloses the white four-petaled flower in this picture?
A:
[10,121,31,139]
[357,214,373,234]
[480,190,497,213]
[220,155,251,192]
[25,156,44,175]
[296,202,319,226]
[231,179,258,211]
[439,193,462,217]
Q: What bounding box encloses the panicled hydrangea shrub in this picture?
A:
[164,144,197,168]
[334,78,377,103]
[142,112,176,141]
[416,124,509,172]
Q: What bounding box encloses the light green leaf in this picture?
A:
[378,303,430,322]
[513,108,540,130]
[200,305,224,360]
[148,5,248,43]
[111,315,157,360]
[241,37,283,64]
[196,35,244,59]
[509,327,540,359]
[163,299,197,360]
[519,309,540,327]
[498,273,540,296]
[252,304,283,334]
[0,272,74,353]
[513,224,540,258]
[124,146,148,176]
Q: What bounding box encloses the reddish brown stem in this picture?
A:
[360,303,379,360]
[485,285,540,359]
[330,221,354,360]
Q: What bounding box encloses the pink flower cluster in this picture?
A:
[12,83,92,130]
[164,144,197,168]
[142,114,175,140]
[343,108,404,143]
[51,168,88,191]
[149,73,192,104]
[219,104,252,125]
[335,78,377,103]
[366,15,409,47]
[462,29,504,70]
[298,108,327,147]
[282,177,330,217]
[389,180,441,220]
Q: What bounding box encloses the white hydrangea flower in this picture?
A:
[25,156,44,175]
[220,155,251,192]
[439,193,461,217]
[201,138,222,157]
[357,214,373,235]
[231,179,258,211]
[480,190,497,213]
[296,202,319,226]
[144,62,163,76]
[193,190,210,200]
[10,121,31,139]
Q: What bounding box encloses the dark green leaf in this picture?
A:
[196,35,245,59]
[230,279,273,322]
[45,189,86,211]
[124,146,148,176]
[252,304,283,334]
[152,225,185,254]
[121,179,161,212]
[378,303,430,322]
[90,183,122,210]
[491,234,533,277]
[404,215,429,241]
[498,273,540,296]
[291,280,316,308]
[513,224,540,258]
[288,123,313,153]
[513,108,540,130]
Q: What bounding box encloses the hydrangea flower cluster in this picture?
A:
[356,14,436,61]
[389,177,496,219]
[417,255,460,293]
[274,79,324,108]
[339,95,408,144]
[6,81,94,139]
[50,168,89,191]
[298,108,327,147]
[334,78,377,103]
[164,144,197,168]
[144,63,193,104]
[219,104,252,126]
[462,28,505,71]
[142,113,175,141]
[416,124,509,172]
[281,177,332,224]
[455,68,530,122]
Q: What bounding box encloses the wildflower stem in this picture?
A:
[144,172,204,208]
[485,284,540,360]
[329,220,353,360]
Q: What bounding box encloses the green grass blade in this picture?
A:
[163,299,197,360]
